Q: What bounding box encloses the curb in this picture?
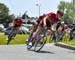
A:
[55,42,75,50]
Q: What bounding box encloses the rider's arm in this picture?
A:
[35,20,38,25]
[43,15,51,27]
[43,16,48,27]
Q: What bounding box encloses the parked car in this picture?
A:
[4,26,30,35]
[19,26,30,34]
[0,24,4,32]
[22,24,32,28]
[4,27,11,35]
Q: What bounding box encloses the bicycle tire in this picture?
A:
[7,30,16,45]
[26,34,35,50]
[34,34,47,52]
[26,40,35,50]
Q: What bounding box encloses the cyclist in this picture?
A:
[31,14,46,32]
[6,16,23,44]
[69,23,75,40]
[56,21,68,41]
[27,14,46,41]
[28,10,64,46]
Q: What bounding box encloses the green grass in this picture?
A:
[62,33,75,46]
[45,34,75,46]
[0,33,29,45]
[0,33,75,46]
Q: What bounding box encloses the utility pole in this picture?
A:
[36,4,41,17]
[25,11,27,24]
[73,0,75,4]
[73,0,75,10]
[73,0,75,23]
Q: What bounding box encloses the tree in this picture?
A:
[58,1,66,11]
[0,3,9,21]
[4,14,15,27]
[0,3,15,27]
[58,1,75,23]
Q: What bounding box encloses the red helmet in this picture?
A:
[57,10,64,16]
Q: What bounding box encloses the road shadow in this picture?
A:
[68,51,75,53]
[35,50,54,54]
[29,49,54,54]
[27,48,54,54]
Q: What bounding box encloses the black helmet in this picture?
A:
[57,10,64,16]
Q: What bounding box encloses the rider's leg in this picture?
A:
[7,25,19,42]
[69,30,73,40]
[28,25,42,46]
[6,27,14,40]
[30,23,38,36]
[32,26,42,38]
[6,28,14,45]
[27,22,38,42]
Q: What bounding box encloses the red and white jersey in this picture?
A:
[38,15,46,21]
[47,12,60,23]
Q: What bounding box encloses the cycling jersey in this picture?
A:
[39,12,60,27]
[48,12,60,23]
[37,15,46,24]
[13,18,23,27]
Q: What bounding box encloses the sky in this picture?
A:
[0,0,72,17]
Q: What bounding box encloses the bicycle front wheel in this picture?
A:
[7,31,15,45]
[34,35,47,52]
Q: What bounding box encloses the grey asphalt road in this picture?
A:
[0,44,75,60]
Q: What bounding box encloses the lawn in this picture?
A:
[0,33,75,46]
[45,34,75,46]
[62,33,75,46]
[0,33,29,45]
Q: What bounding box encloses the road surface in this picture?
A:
[0,44,75,60]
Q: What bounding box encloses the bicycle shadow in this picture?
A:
[29,49,54,54]
[35,50,54,54]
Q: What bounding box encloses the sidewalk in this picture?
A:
[55,42,75,50]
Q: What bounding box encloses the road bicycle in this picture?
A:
[26,27,48,52]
